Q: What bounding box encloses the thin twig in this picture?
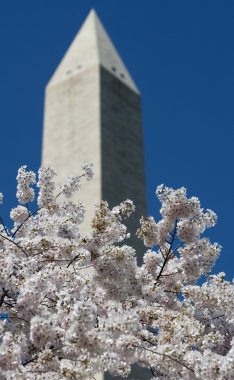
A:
[0,233,28,256]
[0,288,8,307]
[39,259,70,264]
[67,254,80,268]
[160,271,179,277]
[150,367,156,377]
[0,216,10,236]
[22,356,38,366]
[156,220,177,281]
[9,315,30,324]
[12,207,41,238]
[164,290,189,297]
[134,344,194,373]
[158,245,165,260]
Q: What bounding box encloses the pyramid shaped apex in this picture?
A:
[88,8,98,16]
[48,10,139,94]
[84,8,98,23]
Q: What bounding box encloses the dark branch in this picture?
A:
[0,233,28,256]
[156,220,178,281]
[134,344,194,373]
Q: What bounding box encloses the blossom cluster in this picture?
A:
[0,165,233,380]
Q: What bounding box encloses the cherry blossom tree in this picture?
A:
[0,164,233,380]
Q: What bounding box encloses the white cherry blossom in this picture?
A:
[0,166,233,380]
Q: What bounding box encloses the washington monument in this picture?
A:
[42,9,146,255]
[42,9,147,378]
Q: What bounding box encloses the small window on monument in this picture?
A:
[120,73,125,79]
[66,70,71,75]
[111,66,116,72]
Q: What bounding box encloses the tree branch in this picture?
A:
[156,220,178,281]
[0,233,28,256]
[134,344,194,373]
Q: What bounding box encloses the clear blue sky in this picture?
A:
[0,1,233,278]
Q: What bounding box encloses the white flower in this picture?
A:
[0,169,232,380]
[60,175,81,198]
[82,161,94,181]
[10,205,29,224]
[16,165,36,204]
[37,166,57,208]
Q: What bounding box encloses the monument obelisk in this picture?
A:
[42,9,147,379]
[42,9,146,259]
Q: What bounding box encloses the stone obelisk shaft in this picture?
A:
[42,11,147,378]
[42,10,146,255]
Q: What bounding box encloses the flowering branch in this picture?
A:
[0,165,233,380]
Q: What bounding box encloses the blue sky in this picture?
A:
[0,1,233,278]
